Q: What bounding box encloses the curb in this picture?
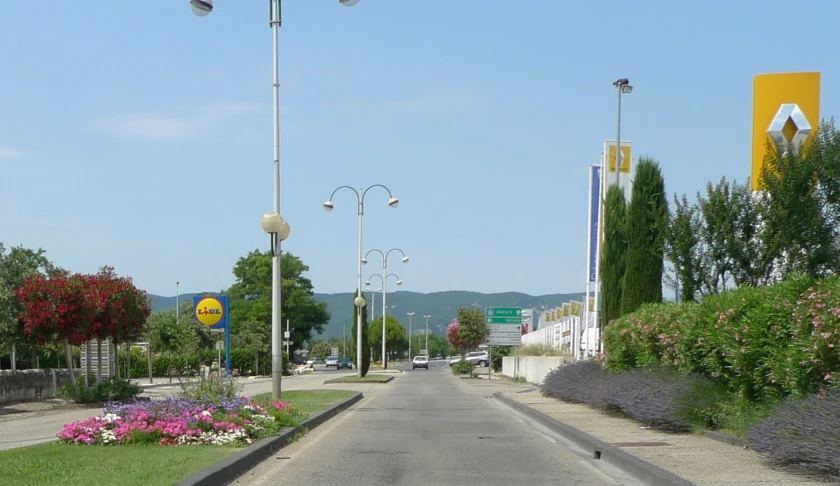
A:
[323,376,394,385]
[493,392,697,486]
[703,430,748,449]
[176,391,364,486]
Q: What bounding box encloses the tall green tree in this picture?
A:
[368,315,406,362]
[600,185,628,324]
[349,289,370,376]
[622,157,668,315]
[456,307,487,352]
[0,244,60,368]
[231,318,270,375]
[227,250,330,355]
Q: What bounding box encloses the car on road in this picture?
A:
[325,356,339,368]
[448,355,463,367]
[465,351,489,367]
[337,357,353,369]
[412,355,429,370]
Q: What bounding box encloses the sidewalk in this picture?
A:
[497,388,833,486]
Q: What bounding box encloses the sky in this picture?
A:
[2,1,839,299]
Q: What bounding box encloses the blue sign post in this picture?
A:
[193,295,231,378]
[588,165,601,283]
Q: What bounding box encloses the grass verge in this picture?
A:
[0,390,356,486]
[323,375,393,384]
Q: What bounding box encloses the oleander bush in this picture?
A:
[747,389,840,478]
[603,274,840,401]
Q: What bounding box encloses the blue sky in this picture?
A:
[2,1,838,298]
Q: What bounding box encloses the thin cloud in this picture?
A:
[86,101,264,141]
[383,92,481,116]
[0,147,26,159]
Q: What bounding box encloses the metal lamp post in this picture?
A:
[612,78,633,188]
[423,314,431,357]
[364,260,405,369]
[189,0,358,400]
[261,211,290,395]
[324,185,399,376]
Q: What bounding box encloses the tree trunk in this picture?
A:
[255,351,259,377]
[84,341,90,387]
[146,339,153,384]
[97,338,103,383]
[126,342,132,381]
[63,339,76,389]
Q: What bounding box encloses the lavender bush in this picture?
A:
[541,361,726,431]
[747,389,840,478]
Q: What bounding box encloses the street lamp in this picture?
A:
[364,258,405,369]
[260,210,290,393]
[612,78,633,189]
[189,0,358,400]
[406,312,415,359]
[324,185,399,376]
[423,314,431,358]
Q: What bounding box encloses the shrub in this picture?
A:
[747,389,840,478]
[514,344,570,357]
[450,360,471,374]
[56,377,140,404]
[602,274,839,401]
[179,374,244,403]
[541,361,729,431]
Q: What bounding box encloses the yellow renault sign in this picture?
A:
[751,72,820,190]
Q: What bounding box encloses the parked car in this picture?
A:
[325,356,339,368]
[337,357,353,370]
[464,351,489,367]
[412,355,429,370]
[449,355,464,367]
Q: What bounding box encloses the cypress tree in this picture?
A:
[349,289,371,377]
[600,184,628,325]
[622,157,668,315]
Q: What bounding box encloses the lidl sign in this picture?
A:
[193,295,229,329]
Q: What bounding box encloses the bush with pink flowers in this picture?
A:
[603,274,840,401]
[56,396,303,446]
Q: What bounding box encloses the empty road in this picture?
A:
[237,361,642,486]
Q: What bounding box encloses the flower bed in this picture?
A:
[57,396,302,446]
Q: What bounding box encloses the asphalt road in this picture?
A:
[236,361,642,486]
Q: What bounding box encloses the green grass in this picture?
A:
[252,390,356,416]
[323,375,393,384]
[0,390,358,486]
[0,443,237,486]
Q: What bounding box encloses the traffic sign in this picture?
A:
[485,307,522,318]
[486,316,522,324]
[488,324,521,333]
[487,336,521,346]
[488,332,521,338]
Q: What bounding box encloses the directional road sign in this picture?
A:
[485,307,522,318]
[486,316,523,324]
[487,336,521,346]
[488,324,522,333]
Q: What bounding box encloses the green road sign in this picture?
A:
[486,316,522,324]
[484,307,522,318]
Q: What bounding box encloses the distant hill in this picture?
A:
[149,290,585,340]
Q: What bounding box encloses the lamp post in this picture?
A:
[612,78,633,189]
[324,185,399,376]
[175,281,180,324]
[406,312,414,359]
[423,314,431,357]
[189,0,358,400]
[261,211,290,395]
[365,264,405,369]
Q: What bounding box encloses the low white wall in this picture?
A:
[0,369,81,404]
[502,356,569,385]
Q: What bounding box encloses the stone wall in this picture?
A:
[0,369,81,404]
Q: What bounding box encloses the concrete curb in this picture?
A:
[323,376,394,385]
[703,430,748,449]
[176,391,364,486]
[493,392,697,486]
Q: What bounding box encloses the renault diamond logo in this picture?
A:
[766,103,812,147]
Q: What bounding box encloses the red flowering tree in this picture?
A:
[447,319,464,350]
[14,267,150,378]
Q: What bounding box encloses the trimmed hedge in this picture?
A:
[603,274,840,401]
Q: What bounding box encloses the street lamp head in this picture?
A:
[387,197,399,208]
[613,78,629,87]
[353,296,366,307]
[323,200,334,211]
[361,257,368,264]
[396,280,403,286]
[365,280,371,286]
[261,211,287,235]
[621,84,633,94]
[407,312,415,316]
[190,0,213,16]
[401,256,409,263]
[424,315,431,318]
[339,0,360,6]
